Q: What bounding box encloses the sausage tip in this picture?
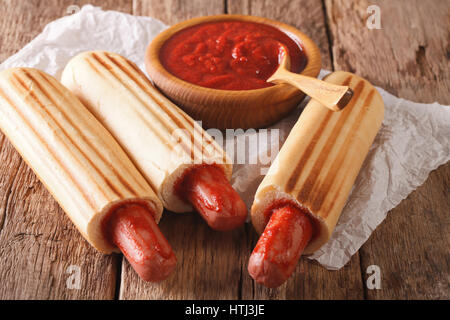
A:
[107,204,177,282]
[181,165,248,231]
[248,205,313,288]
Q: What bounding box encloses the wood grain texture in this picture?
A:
[0,0,132,64]
[325,0,450,299]
[0,0,132,300]
[325,0,449,104]
[133,0,224,25]
[0,161,119,299]
[359,165,450,299]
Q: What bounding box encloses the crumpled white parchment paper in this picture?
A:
[1,5,449,270]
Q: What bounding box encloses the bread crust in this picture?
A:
[61,51,232,213]
[251,71,384,254]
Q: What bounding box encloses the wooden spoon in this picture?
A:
[268,45,353,111]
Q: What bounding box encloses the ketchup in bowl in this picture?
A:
[159,20,307,90]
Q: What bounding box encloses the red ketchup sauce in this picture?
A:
[160,20,307,90]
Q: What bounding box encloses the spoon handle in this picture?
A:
[268,68,353,111]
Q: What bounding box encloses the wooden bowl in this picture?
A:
[145,14,321,130]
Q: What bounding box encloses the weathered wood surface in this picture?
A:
[325,0,450,299]
[0,0,448,300]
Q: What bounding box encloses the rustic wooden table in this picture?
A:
[0,0,448,300]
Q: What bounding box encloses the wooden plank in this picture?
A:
[325,0,449,103]
[360,166,450,299]
[228,0,364,299]
[133,0,224,25]
[325,0,450,299]
[0,0,133,64]
[0,0,132,300]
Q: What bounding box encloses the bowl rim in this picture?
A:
[145,14,322,98]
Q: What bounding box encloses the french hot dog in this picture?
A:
[249,71,384,287]
[61,51,247,231]
[0,68,176,282]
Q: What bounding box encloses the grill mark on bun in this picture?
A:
[296,80,365,206]
[313,88,376,214]
[0,80,97,210]
[31,69,144,196]
[11,70,124,199]
[103,52,210,162]
[85,54,189,158]
[285,76,352,193]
